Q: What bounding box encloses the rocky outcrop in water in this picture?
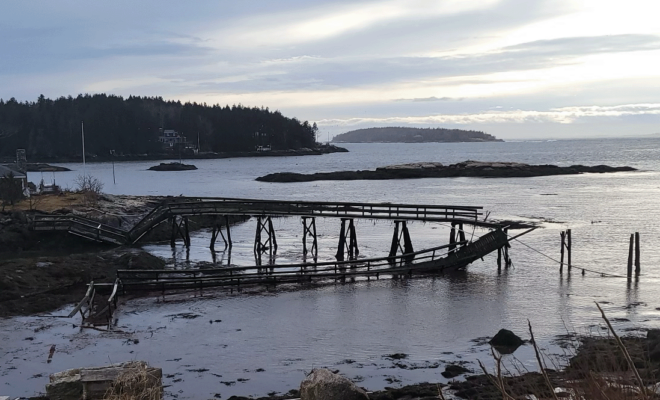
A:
[148,162,197,171]
[489,329,525,354]
[256,160,637,182]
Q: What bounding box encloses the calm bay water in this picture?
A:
[3,138,660,398]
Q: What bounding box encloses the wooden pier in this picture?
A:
[33,197,528,298]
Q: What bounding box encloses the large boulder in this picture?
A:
[46,368,83,400]
[300,368,369,400]
[489,329,524,354]
[46,361,161,400]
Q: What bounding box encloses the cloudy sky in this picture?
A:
[2,0,660,139]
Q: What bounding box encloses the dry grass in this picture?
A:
[7,192,85,212]
[103,365,162,400]
[476,305,657,400]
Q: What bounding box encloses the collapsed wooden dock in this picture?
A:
[32,197,531,298]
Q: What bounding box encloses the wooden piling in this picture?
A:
[634,232,640,275]
[389,221,400,258]
[225,216,232,249]
[566,229,572,272]
[627,234,634,278]
[170,217,176,247]
[348,219,358,259]
[449,223,456,253]
[336,219,347,261]
[268,217,278,253]
[402,222,413,254]
[183,217,190,247]
[302,217,308,254]
[560,231,565,274]
[458,223,466,242]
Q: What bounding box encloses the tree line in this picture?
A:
[332,127,502,143]
[0,94,318,159]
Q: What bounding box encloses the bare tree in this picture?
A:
[74,174,104,205]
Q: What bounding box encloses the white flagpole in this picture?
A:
[81,121,86,175]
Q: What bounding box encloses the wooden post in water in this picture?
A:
[225,215,232,249]
[183,217,190,247]
[170,216,177,247]
[348,219,359,260]
[402,221,413,254]
[503,228,510,268]
[627,233,634,278]
[560,231,565,274]
[634,232,640,276]
[389,221,400,258]
[254,217,262,254]
[449,222,456,253]
[567,229,572,272]
[336,219,347,261]
[268,217,278,254]
[302,217,308,255]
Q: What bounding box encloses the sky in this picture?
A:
[1,0,660,140]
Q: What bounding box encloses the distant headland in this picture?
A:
[331,127,503,143]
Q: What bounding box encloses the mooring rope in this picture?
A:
[505,235,627,278]
[431,221,627,278]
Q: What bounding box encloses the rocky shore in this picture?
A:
[256,160,637,183]
[0,193,250,317]
[1,145,349,165]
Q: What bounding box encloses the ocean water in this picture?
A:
[3,138,660,398]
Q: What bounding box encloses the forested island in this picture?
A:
[332,127,502,143]
[0,94,325,161]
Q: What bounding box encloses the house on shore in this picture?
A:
[0,164,28,191]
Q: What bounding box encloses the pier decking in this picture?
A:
[33,197,527,297]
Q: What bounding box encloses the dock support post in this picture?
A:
[389,221,400,258]
[627,233,634,278]
[302,217,318,258]
[210,216,232,250]
[225,216,232,248]
[458,223,466,243]
[336,218,358,261]
[348,219,359,260]
[389,221,413,255]
[567,229,572,272]
[402,222,414,254]
[170,216,176,247]
[336,219,347,261]
[254,216,277,256]
[560,231,565,274]
[503,228,511,268]
[635,232,640,276]
[449,222,457,253]
[170,216,190,248]
[268,217,278,255]
[183,217,190,248]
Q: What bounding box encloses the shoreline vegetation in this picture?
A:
[257,160,637,183]
[0,94,324,161]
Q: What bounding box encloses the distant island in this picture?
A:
[256,161,636,182]
[332,127,503,143]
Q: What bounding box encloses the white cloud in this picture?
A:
[316,103,660,126]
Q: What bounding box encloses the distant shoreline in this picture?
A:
[0,145,348,165]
